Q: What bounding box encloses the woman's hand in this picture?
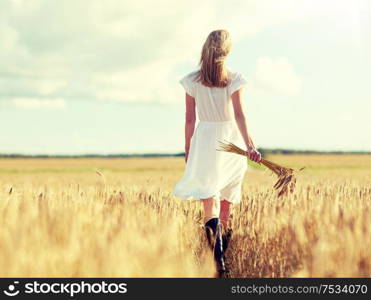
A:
[247,147,261,163]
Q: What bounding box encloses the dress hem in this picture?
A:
[172,191,240,204]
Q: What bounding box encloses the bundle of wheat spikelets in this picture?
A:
[218,141,302,197]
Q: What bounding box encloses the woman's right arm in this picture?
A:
[185,93,196,162]
[231,88,261,163]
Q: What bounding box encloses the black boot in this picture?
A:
[205,218,226,277]
[222,228,233,252]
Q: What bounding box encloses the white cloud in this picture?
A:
[11,98,66,109]
[0,0,321,105]
[251,57,302,96]
[91,58,180,103]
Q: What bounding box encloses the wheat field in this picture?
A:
[0,155,370,277]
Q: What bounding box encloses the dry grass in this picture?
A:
[0,155,370,277]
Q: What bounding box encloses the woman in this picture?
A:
[173,29,261,277]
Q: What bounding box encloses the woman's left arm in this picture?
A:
[184,93,196,162]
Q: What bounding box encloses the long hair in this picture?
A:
[195,30,232,87]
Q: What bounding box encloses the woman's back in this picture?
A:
[180,70,247,122]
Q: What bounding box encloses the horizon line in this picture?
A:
[1,148,370,158]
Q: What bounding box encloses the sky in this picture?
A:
[0,0,370,154]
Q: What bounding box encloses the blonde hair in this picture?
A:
[196,30,232,87]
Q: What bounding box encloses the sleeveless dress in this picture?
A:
[172,70,249,204]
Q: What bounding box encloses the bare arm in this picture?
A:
[184,93,196,162]
[231,88,261,163]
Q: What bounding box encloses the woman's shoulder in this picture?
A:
[227,69,248,94]
[181,70,199,82]
[228,69,247,82]
[179,70,200,97]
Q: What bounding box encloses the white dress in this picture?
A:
[172,70,249,204]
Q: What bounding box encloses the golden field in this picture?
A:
[0,155,370,277]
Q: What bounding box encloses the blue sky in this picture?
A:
[1,0,370,154]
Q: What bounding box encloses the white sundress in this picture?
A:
[173,70,249,204]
